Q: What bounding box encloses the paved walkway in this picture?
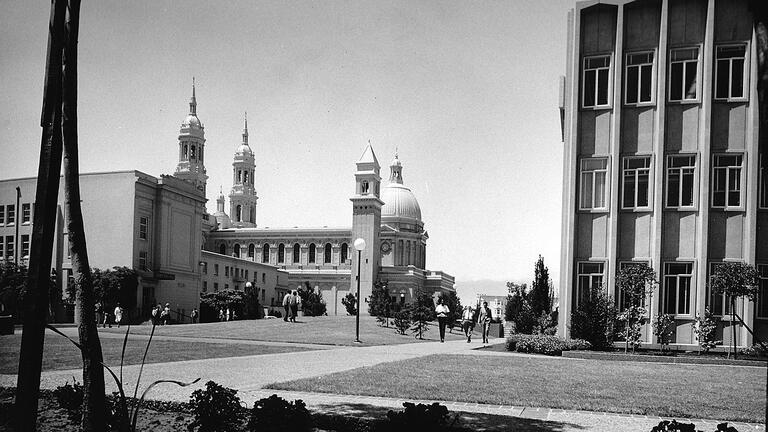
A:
[0,330,763,432]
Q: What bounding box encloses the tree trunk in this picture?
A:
[62,1,107,430]
[14,1,67,430]
[731,299,738,360]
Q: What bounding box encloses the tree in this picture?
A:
[409,290,434,340]
[368,281,393,327]
[616,263,657,353]
[393,306,411,335]
[442,291,462,333]
[652,314,675,352]
[298,283,326,317]
[243,285,262,319]
[570,284,617,351]
[504,282,536,334]
[528,255,552,317]
[200,290,244,322]
[0,263,28,318]
[709,262,760,359]
[342,293,357,316]
[91,267,139,318]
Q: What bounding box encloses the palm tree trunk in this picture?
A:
[61,1,106,430]
[13,1,67,430]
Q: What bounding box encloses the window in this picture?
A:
[278,243,285,263]
[262,273,265,283]
[341,243,348,264]
[22,204,31,224]
[225,266,229,277]
[669,47,699,102]
[236,205,242,222]
[715,45,747,101]
[219,244,226,255]
[0,206,4,225]
[248,243,255,259]
[579,158,608,210]
[7,205,14,225]
[666,155,696,208]
[617,262,650,310]
[293,243,300,264]
[139,216,148,240]
[361,181,369,194]
[663,262,693,315]
[138,251,147,270]
[233,243,241,258]
[0,237,3,260]
[190,145,196,160]
[622,157,651,209]
[214,282,219,292]
[262,244,270,263]
[202,281,208,293]
[583,55,611,108]
[202,262,208,274]
[712,154,743,208]
[225,284,229,290]
[21,234,29,257]
[625,52,654,105]
[214,264,219,276]
[577,262,604,305]
[709,263,736,316]
[757,265,768,319]
[324,243,332,264]
[262,290,265,302]
[760,154,768,209]
[5,236,14,259]
[309,243,316,263]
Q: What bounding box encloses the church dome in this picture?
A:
[184,114,201,128]
[381,183,422,222]
[236,143,253,155]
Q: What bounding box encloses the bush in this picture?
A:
[649,419,740,432]
[313,413,378,432]
[393,308,411,335]
[298,284,327,317]
[383,402,459,432]
[691,308,721,353]
[653,314,675,351]
[189,381,244,432]
[342,293,357,316]
[53,379,84,424]
[268,309,282,318]
[570,285,617,350]
[505,334,590,356]
[247,394,312,432]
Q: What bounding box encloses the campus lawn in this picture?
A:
[102,315,485,346]
[0,331,311,374]
[267,353,765,423]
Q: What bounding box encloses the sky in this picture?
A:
[0,0,573,302]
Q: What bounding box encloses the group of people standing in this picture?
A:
[151,303,172,326]
[94,301,124,328]
[281,291,301,322]
[434,298,493,344]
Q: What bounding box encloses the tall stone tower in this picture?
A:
[350,143,383,308]
[174,78,208,195]
[228,113,258,228]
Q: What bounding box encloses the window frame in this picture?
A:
[668,46,701,103]
[665,154,698,210]
[579,157,610,211]
[582,54,613,109]
[21,234,30,258]
[624,50,656,106]
[662,261,694,317]
[139,216,149,240]
[711,153,745,210]
[714,43,749,102]
[708,262,742,317]
[617,261,652,311]
[0,205,4,225]
[324,243,332,264]
[5,235,14,260]
[621,155,653,211]
[21,203,31,224]
[576,261,605,306]
[756,264,768,320]
[6,204,14,225]
[138,250,148,270]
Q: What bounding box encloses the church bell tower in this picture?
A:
[350,142,383,310]
[228,113,258,227]
[174,78,208,196]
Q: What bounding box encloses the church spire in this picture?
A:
[242,111,248,146]
[189,77,197,115]
[389,150,403,184]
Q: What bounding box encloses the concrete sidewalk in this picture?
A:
[0,335,763,431]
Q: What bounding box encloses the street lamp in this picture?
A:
[14,187,20,266]
[353,238,366,343]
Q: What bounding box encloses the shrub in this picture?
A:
[298,283,327,316]
[247,394,312,432]
[189,381,244,432]
[534,311,557,336]
[570,284,617,350]
[653,314,675,351]
[53,379,84,424]
[691,308,721,354]
[383,402,458,432]
[505,334,590,356]
[313,413,378,432]
[268,309,282,318]
[410,289,434,339]
[393,308,412,335]
[342,293,357,316]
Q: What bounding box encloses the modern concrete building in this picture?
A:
[558,0,767,348]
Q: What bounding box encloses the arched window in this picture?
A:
[341,243,348,264]
[249,207,255,223]
[308,243,316,263]
[361,180,369,194]
[236,205,242,222]
[262,244,270,263]
[233,244,241,258]
[248,243,255,259]
[190,145,196,159]
[293,243,300,264]
[406,241,411,265]
[278,243,285,263]
[183,144,188,159]
[243,170,248,184]
[219,244,226,255]
[398,240,404,266]
[324,243,332,264]
[199,147,203,162]
[237,170,242,183]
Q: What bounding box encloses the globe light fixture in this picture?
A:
[353,238,366,343]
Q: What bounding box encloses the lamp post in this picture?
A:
[14,187,20,265]
[353,238,366,343]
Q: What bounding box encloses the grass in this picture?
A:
[101,315,487,346]
[0,331,311,374]
[267,353,766,423]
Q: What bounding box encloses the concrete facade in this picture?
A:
[558,0,767,348]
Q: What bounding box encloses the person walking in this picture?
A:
[282,292,291,322]
[289,291,299,322]
[151,305,159,325]
[103,308,111,328]
[161,303,170,325]
[461,304,475,343]
[191,308,198,324]
[478,301,492,344]
[226,307,231,322]
[113,303,123,328]
[435,297,450,343]
[95,301,103,326]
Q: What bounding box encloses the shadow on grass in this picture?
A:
[312,402,585,432]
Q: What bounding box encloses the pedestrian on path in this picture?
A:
[103,308,111,328]
[461,305,474,343]
[478,301,492,344]
[435,297,450,343]
[282,292,291,322]
[95,301,103,326]
[113,303,123,328]
[191,308,198,324]
[289,291,300,322]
